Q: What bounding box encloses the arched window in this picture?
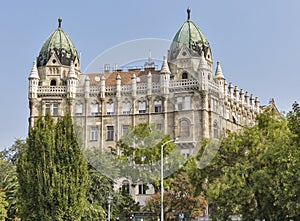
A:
[122,101,131,114]
[213,121,218,138]
[154,100,162,113]
[50,79,57,86]
[91,103,99,116]
[138,101,146,114]
[107,102,114,115]
[121,180,130,194]
[179,119,190,138]
[182,72,188,79]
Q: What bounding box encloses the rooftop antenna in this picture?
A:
[144,50,155,68]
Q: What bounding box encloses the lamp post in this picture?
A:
[161,138,178,221]
[107,194,113,221]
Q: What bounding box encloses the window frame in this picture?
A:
[177,97,183,111]
[138,101,146,114]
[154,100,162,113]
[52,103,59,116]
[91,103,99,116]
[75,103,83,116]
[90,126,98,141]
[122,125,129,135]
[107,126,114,141]
[122,102,131,115]
[184,96,191,110]
[179,119,190,138]
[107,102,115,115]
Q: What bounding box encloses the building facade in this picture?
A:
[28,9,263,205]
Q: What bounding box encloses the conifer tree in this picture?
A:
[17,115,88,221]
[0,188,8,221]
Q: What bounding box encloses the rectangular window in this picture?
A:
[76,104,83,116]
[154,100,162,113]
[53,103,59,116]
[156,124,162,131]
[177,97,183,111]
[122,125,129,135]
[90,127,98,141]
[138,184,147,195]
[185,97,191,110]
[107,103,114,115]
[107,126,114,141]
[226,109,230,120]
[91,103,99,116]
[138,101,146,114]
[45,103,51,115]
[122,102,130,114]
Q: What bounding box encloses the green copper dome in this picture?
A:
[169,8,211,60]
[37,18,79,67]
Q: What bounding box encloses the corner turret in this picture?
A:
[160,56,171,95]
[28,60,40,99]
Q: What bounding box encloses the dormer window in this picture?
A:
[50,79,57,86]
[182,72,188,79]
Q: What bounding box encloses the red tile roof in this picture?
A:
[86,69,161,86]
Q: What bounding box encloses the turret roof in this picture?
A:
[37,18,79,68]
[169,8,211,60]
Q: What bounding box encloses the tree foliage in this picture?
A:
[0,187,8,221]
[145,171,206,220]
[117,123,184,188]
[17,115,88,221]
[287,101,300,144]
[199,112,300,221]
[81,162,139,221]
[0,139,24,221]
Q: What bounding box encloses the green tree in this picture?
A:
[0,188,8,221]
[17,115,88,221]
[117,123,184,189]
[81,163,109,221]
[83,150,140,221]
[200,113,300,220]
[145,171,206,220]
[287,101,300,144]
[0,139,25,221]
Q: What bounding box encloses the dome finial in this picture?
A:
[58,17,62,28]
[187,7,191,20]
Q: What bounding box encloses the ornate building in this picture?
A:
[28,9,264,205]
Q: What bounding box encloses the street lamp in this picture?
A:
[107,194,113,221]
[161,137,178,221]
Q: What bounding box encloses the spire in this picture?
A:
[198,51,208,69]
[68,61,76,78]
[144,50,155,68]
[187,7,191,20]
[58,17,62,28]
[29,60,39,79]
[215,61,224,79]
[160,56,171,74]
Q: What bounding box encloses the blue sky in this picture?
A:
[1,0,300,149]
